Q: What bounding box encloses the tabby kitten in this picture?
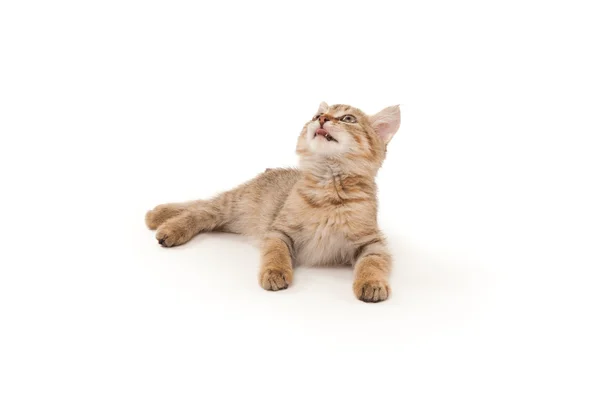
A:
[145,102,400,302]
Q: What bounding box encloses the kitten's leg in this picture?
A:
[153,196,231,247]
[259,233,294,291]
[352,238,392,302]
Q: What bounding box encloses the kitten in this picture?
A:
[145,102,400,302]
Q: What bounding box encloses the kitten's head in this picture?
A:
[296,102,400,173]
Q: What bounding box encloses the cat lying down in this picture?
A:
[145,102,400,302]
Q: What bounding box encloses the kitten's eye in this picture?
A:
[341,115,357,123]
[312,113,322,121]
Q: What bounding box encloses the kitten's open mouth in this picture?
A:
[314,128,338,142]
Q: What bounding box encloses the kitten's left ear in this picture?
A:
[317,101,329,114]
[369,105,401,144]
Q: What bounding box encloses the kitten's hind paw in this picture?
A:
[155,213,196,247]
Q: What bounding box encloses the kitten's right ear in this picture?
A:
[369,105,401,145]
[317,101,329,114]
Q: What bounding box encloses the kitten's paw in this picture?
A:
[353,279,390,303]
[260,268,292,291]
[145,204,186,230]
[155,222,195,247]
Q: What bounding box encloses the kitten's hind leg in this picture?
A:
[154,197,230,247]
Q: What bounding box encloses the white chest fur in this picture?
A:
[294,211,355,266]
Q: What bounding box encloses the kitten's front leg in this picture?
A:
[353,239,392,303]
[259,233,293,291]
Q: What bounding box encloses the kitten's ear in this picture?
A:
[317,101,329,114]
[369,105,401,144]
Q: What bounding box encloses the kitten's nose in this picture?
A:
[319,114,330,127]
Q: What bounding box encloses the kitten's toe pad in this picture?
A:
[260,268,292,291]
[354,279,390,303]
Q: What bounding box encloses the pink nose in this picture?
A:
[318,114,331,127]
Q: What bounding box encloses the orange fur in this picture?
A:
[145,103,400,302]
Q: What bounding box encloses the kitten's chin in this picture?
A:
[307,140,342,156]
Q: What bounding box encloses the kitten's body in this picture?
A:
[146,102,400,302]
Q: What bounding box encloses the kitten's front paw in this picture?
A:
[260,268,292,291]
[155,223,194,247]
[353,279,390,303]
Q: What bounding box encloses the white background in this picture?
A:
[1,1,599,399]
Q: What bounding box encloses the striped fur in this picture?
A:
[145,103,400,302]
